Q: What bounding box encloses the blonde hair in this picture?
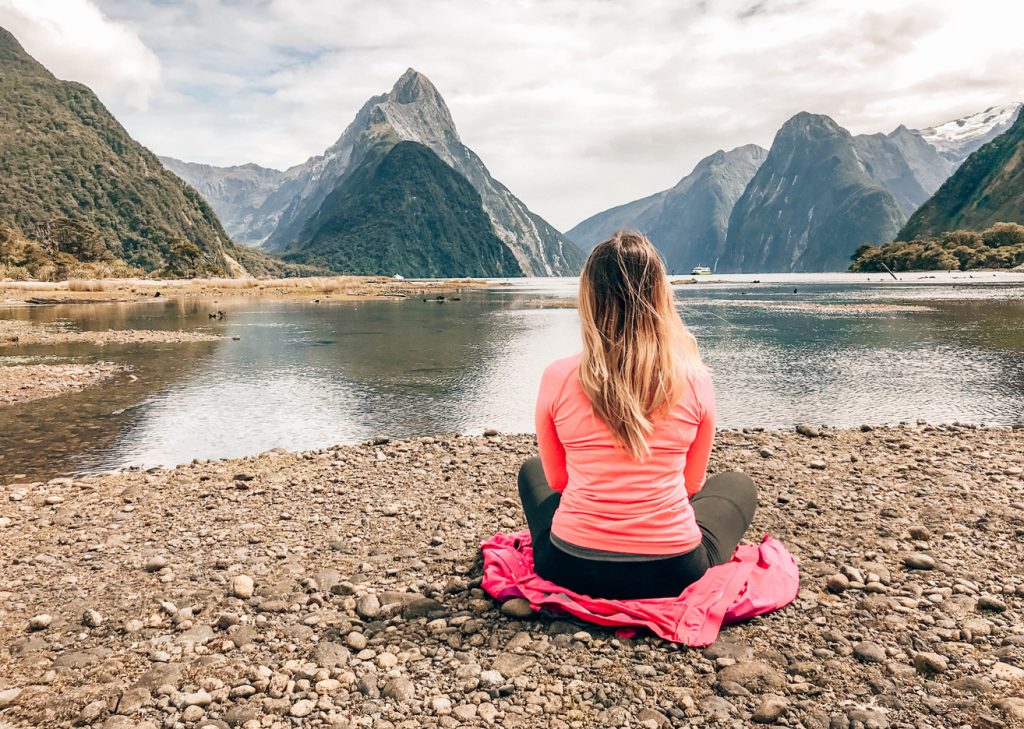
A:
[578,230,706,460]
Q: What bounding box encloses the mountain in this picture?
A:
[0,26,285,277]
[566,145,767,272]
[914,103,1022,165]
[851,127,953,217]
[158,158,285,246]
[283,141,522,277]
[719,113,907,272]
[167,69,583,276]
[898,110,1024,240]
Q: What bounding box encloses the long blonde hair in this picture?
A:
[578,230,706,460]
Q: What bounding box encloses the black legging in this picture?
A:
[517,457,757,599]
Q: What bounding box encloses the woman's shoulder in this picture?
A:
[540,352,583,391]
[543,352,583,377]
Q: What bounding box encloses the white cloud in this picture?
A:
[2,0,1024,229]
[0,0,161,109]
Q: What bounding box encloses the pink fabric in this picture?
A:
[536,353,718,555]
[481,530,799,646]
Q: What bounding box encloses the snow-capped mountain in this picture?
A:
[915,103,1022,164]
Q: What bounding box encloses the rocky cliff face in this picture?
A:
[899,111,1024,239]
[720,113,906,272]
[158,158,285,246]
[567,145,767,273]
[167,69,582,276]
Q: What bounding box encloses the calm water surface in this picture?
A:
[1,272,1022,479]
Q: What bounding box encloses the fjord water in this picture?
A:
[1,272,1022,479]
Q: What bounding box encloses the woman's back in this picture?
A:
[537,352,716,556]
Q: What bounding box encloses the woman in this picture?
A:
[518,231,756,600]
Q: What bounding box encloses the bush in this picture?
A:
[850,222,1024,272]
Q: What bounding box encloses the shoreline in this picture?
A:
[1,425,1022,727]
[0,276,492,307]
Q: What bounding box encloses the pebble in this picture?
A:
[752,695,789,723]
[289,698,315,717]
[977,594,1007,612]
[903,553,936,570]
[230,574,254,599]
[381,677,416,702]
[0,688,23,708]
[853,641,886,664]
[826,574,850,593]
[346,630,367,650]
[355,593,381,619]
[82,608,103,628]
[28,613,52,630]
[913,652,948,675]
[143,555,167,572]
[500,597,534,618]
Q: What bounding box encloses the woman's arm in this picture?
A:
[683,374,717,497]
[535,366,569,493]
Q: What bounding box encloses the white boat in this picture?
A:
[690,265,712,276]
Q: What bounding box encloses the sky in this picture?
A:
[2,0,1023,231]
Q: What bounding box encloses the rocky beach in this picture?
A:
[1,425,1022,728]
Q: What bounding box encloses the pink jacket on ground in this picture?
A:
[481,529,799,646]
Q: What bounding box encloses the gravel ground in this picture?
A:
[1,425,1022,728]
[0,363,126,405]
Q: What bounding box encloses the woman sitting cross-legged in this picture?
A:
[518,231,757,600]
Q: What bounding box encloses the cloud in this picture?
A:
[2,0,1023,229]
[0,0,161,109]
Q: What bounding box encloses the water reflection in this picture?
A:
[0,273,1022,479]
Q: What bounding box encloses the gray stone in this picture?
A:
[381,677,416,702]
[853,641,886,664]
[0,688,23,708]
[752,695,788,723]
[903,553,936,570]
[491,652,536,677]
[913,652,948,675]
[500,598,534,619]
[716,661,786,693]
[355,593,381,619]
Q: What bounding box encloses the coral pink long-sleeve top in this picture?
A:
[535,352,716,556]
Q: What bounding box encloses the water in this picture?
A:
[1,271,1022,479]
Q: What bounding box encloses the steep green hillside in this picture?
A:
[284,141,523,277]
[899,112,1024,240]
[0,26,289,277]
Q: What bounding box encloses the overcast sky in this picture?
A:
[2,0,1023,230]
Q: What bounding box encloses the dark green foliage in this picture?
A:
[899,112,1024,239]
[0,26,303,278]
[850,222,1024,272]
[285,141,523,277]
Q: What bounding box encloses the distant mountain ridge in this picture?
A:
[570,103,1017,272]
[899,109,1024,239]
[0,25,287,277]
[167,69,583,276]
[566,145,767,272]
